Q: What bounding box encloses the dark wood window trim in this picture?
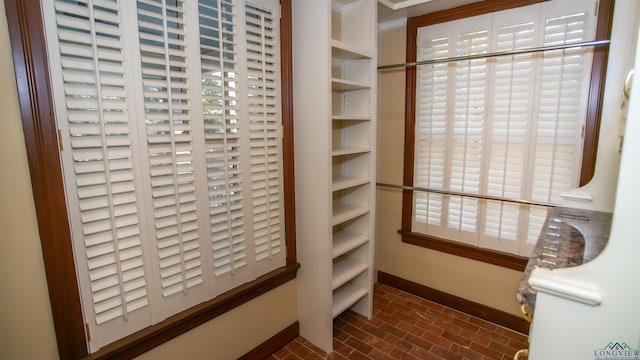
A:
[4,0,297,359]
[401,0,614,271]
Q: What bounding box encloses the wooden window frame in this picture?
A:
[401,0,614,271]
[4,0,297,358]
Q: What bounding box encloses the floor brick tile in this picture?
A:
[389,347,422,360]
[377,321,408,339]
[441,329,472,347]
[458,327,492,347]
[421,331,453,350]
[382,333,415,353]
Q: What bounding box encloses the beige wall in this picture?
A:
[375,24,533,317]
[135,281,297,360]
[0,1,60,358]
[0,2,297,359]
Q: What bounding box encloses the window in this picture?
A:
[6,0,295,358]
[401,0,612,268]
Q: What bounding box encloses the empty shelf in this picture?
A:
[331,39,373,60]
[332,115,371,121]
[333,230,369,259]
[332,203,369,226]
[332,175,369,192]
[332,282,368,318]
[331,78,370,91]
[332,147,370,156]
[332,256,368,290]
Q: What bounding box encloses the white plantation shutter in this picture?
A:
[482,7,538,254]
[533,8,592,202]
[198,0,248,292]
[43,0,285,352]
[136,0,208,316]
[47,0,153,348]
[413,0,596,256]
[447,26,488,243]
[244,3,284,274]
[413,36,448,236]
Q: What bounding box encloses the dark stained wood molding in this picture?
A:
[406,0,544,29]
[92,263,299,360]
[401,19,417,232]
[4,0,88,358]
[378,271,530,335]
[581,0,615,186]
[280,0,297,265]
[238,322,300,360]
[401,0,614,269]
[5,0,298,358]
[400,230,527,271]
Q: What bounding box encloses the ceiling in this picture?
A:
[378,0,484,24]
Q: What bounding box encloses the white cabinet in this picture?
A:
[293,0,376,353]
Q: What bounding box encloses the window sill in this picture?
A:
[399,230,527,271]
[91,262,300,360]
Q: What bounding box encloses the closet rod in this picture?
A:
[376,182,558,208]
[377,39,610,71]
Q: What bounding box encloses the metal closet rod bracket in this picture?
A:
[377,39,611,71]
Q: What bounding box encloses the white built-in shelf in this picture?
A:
[331,78,370,91]
[332,283,368,318]
[332,147,370,156]
[332,257,368,290]
[333,230,369,259]
[332,203,369,226]
[295,0,375,352]
[331,39,373,60]
[332,175,369,192]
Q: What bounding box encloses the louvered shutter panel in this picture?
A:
[136,0,207,315]
[445,24,488,245]
[525,2,595,254]
[413,36,448,237]
[198,0,251,295]
[45,0,152,350]
[482,8,537,254]
[532,5,592,204]
[245,1,286,275]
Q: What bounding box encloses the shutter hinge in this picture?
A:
[278,4,282,19]
[281,125,285,140]
[85,323,91,342]
[582,124,586,139]
[57,129,64,151]
[594,1,599,17]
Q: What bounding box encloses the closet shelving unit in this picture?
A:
[293,0,376,353]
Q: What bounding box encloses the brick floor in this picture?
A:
[269,283,528,360]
